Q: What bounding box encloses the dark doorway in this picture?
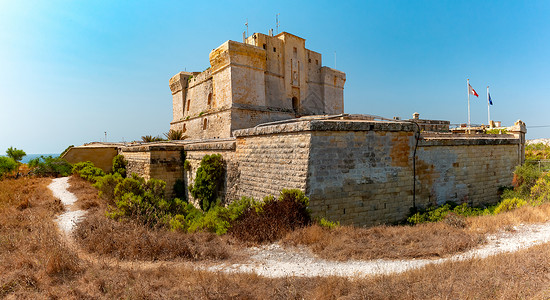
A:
[292,97,299,114]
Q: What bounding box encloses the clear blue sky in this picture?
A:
[1,0,549,154]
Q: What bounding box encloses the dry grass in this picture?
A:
[3,177,550,299]
[68,175,102,209]
[0,178,81,297]
[75,210,232,261]
[467,202,550,233]
[283,222,484,260]
[69,175,232,261]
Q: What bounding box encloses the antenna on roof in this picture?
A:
[334,51,337,69]
[245,19,249,38]
[276,13,280,34]
[243,31,246,43]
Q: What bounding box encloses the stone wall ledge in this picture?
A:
[233,120,415,137]
[121,139,236,152]
[420,133,519,146]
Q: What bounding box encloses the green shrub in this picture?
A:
[526,143,550,160]
[485,128,508,134]
[93,173,124,203]
[113,174,145,200]
[513,164,542,195]
[73,162,105,183]
[0,156,18,178]
[72,161,95,174]
[407,202,488,225]
[28,156,72,177]
[189,154,224,211]
[529,174,550,205]
[318,217,340,229]
[112,155,127,177]
[5,147,26,163]
[183,160,191,171]
[494,197,528,214]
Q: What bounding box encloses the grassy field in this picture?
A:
[2,176,550,299]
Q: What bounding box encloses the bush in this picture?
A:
[5,147,26,162]
[530,174,550,205]
[494,197,528,214]
[93,173,124,203]
[28,156,72,177]
[229,189,311,243]
[183,160,191,171]
[513,164,542,195]
[112,155,127,177]
[317,217,340,229]
[526,143,550,160]
[407,202,489,225]
[0,156,18,178]
[72,161,105,183]
[189,154,224,211]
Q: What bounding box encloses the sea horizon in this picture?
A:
[1,154,60,164]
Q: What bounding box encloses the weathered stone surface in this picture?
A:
[170,31,346,139]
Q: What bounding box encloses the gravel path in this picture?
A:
[208,223,550,277]
[48,177,87,235]
[48,177,550,278]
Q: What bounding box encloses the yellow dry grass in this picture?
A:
[2,176,550,299]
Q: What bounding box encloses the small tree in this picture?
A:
[112,155,127,177]
[0,157,18,178]
[6,147,26,163]
[189,154,224,211]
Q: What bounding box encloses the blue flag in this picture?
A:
[488,92,493,105]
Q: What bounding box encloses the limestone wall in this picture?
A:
[416,134,520,207]
[306,121,415,226]
[62,145,119,173]
[233,120,523,227]
[234,122,311,201]
[120,140,237,202]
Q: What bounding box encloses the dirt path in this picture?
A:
[48,177,550,278]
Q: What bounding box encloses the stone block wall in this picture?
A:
[307,126,415,226]
[416,135,520,207]
[62,145,119,173]
[234,119,524,226]
[121,119,524,227]
[120,140,237,203]
[234,124,311,201]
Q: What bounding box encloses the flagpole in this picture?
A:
[487,86,491,127]
[467,79,471,128]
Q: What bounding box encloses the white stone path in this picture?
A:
[48,177,550,278]
[49,177,87,235]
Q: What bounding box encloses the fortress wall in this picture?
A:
[306,122,415,226]
[416,136,520,207]
[171,110,232,140]
[62,146,119,173]
[234,120,523,227]
[120,141,237,202]
[234,122,312,201]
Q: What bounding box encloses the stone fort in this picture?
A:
[64,32,526,226]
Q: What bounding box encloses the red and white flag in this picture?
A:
[468,84,479,97]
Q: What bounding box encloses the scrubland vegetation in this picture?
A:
[4,151,550,298]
